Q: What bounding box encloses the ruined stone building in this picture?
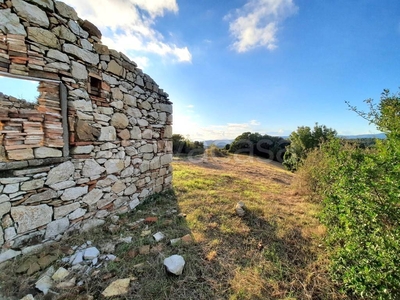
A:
[0,0,173,262]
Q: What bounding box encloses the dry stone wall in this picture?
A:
[0,0,173,262]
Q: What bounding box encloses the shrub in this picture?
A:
[297,89,400,299]
[283,123,337,171]
[229,132,288,162]
[204,144,228,157]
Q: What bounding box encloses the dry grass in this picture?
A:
[0,154,344,299]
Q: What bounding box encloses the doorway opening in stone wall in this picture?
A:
[0,73,69,162]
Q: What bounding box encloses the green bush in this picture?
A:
[283,123,337,171]
[228,132,288,162]
[205,144,228,157]
[297,89,400,299]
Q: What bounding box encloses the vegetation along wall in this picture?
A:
[0,0,173,262]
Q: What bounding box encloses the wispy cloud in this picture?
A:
[62,0,191,66]
[226,0,298,52]
[173,117,268,140]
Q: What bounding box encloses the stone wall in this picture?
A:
[0,0,173,262]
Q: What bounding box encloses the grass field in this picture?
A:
[0,155,343,299]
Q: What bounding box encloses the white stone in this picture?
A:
[96,151,113,159]
[82,189,103,207]
[22,244,45,255]
[139,144,154,153]
[161,154,173,165]
[137,119,149,127]
[94,113,111,122]
[52,267,69,282]
[0,202,11,219]
[82,159,106,177]
[83,247,100,260]
[105,159,124,174]
[20,294,35,300]
[54,202,80,219]
[80,39,92,50]
[71,145,94,154]
[20,179,45,191]
[69,88,90,100]
[0,249,21,263]
[34,147,62,158]
[56,1,78,20]
[102,278,130,297]
[112,181,126,193]
[170,238,181,245]
[124,94,136,106]
[70,99,92,112]
[124,184,137,196]
[159,104,173,114]
[35,275,53,295]
[46,62,70,71]
[49,180,75,191]
[70,250,84,265]
[153,232,165,242]
[129,198,140,210]
[4,227,16,241]
[164,255,185,275]
[0,177,29,184]
[80,219,105,232]
[69,208,86,220]
[0,194,9,204]
[99,126,117,141]
[61,186,88,201]
[3,183,19,194]
[45,161,75,185]
[45,218,69,239]
[63,44,99,65]
[164,125,173,138]
[47,49,70,63]
[110,100,124,110]
[13,0,49,27]
[102,73,119,85]
[77,111,93,120]
[71,61,88,80]
[0,9,26,36]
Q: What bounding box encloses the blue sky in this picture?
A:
[3,0,400,140]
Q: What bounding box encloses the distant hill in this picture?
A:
[203,140,233,148]
[340,133,386,139]
[203,134,385,149]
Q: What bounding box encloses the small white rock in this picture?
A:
[52,267,70,282]
[170,238,181,245]
[164,255,185,275]
[153,232,165,242]
[83,247,100,260]
[35,275,53,295]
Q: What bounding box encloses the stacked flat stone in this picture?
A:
[0,0,173,262]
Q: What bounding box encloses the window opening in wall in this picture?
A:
[0,75,40,106]
[0,74,67,162]
[88,75,102,96]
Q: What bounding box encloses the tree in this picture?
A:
[172,134,204,155]
[229,132,288,162]
[283,123,337,171]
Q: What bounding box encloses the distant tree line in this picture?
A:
[172,134,204,155]
[227,132,289,162]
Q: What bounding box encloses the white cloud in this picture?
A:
[226,0,298,52]
[173,117,265,140]
[62,0,191,64]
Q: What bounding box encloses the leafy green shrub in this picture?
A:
[283,123,336,171]
[229,132,288,162]
[204,144,228,157]
[292,146,331,202]
[298,89,400,299]
[172,134,204,155]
